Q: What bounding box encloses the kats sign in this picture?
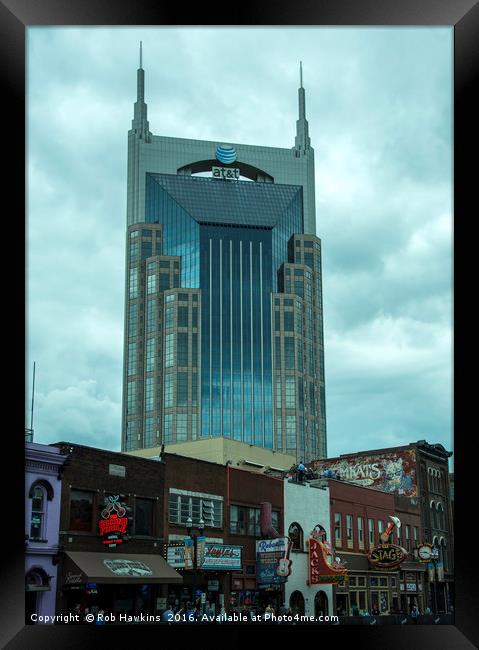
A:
[368,543,408,569]
[99,495,128,549]
[310,449,417,497]
[308,534,348,585]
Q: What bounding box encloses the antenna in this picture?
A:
[300,61,303,88]
[26,361,35,442]
[140,41,143,69]
[31,361,36,431]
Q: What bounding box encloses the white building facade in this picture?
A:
[284,479,333,617]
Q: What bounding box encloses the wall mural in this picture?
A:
[310,449,417,497]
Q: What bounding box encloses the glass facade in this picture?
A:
[139,172,304,448]
[122,123,325,459]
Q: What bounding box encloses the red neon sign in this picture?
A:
[99,513,128,536]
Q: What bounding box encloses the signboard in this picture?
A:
[201,544,242,571]
[157,597,167,610]
[406,583,417,592]
[368,544,408,569]
[184,537,194,570]
[166,544,185,568]
[99,495,128,549]
[215,144,237,164]
[208,580,220,591]
[108,464,126,477]
[308,536,348,585]
[310,449,417,497]
[103,559,153,577]
[212,166,240,180]
[416,543,433,562]
[256,538,288,586]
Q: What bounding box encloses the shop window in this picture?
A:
[370,591,389,614]
[135,497,154,536]
[69,490,94,532]
[336,593,349,617]
[288,522,304,551]
[350,590,367,615]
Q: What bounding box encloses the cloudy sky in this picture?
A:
[26,27,453,465]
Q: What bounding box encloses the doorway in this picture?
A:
[289,591,305,616]
[314,591,329,616]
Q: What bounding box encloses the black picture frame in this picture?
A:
[9,0,476,647]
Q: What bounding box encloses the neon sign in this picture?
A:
[308,533,348,585]
[368,543,408,569]
[99,495,128,549]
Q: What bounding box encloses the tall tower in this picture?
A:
[121,55,327,461]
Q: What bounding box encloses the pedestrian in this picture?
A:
[240,604,251,622]
[265,603,275,619]
[161,603,175,622]
[297,460,306,483]
[95,609,105,625]
[424,606,431,615]
[410,605,420,624]
[185,601,196,622]
[351,604,359,616]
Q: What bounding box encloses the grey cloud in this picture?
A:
[26,27,452,461]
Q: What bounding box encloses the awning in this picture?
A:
[63,552,183,585]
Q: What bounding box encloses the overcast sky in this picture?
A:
[26,27,453,465]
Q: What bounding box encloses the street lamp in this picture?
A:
[186,517,205,614]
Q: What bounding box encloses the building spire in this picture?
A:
[294,61,311,154]
[132,41,150,141]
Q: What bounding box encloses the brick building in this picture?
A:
[311,440,453,614]
[327,478,424,616]
[52,442,285,617]
[162,457,284,613]
[52,442,181,618]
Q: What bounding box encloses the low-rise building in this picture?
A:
[311,440,453,614]
[51,442,181,618]
[25,442,69,623]
[283,478,333,617]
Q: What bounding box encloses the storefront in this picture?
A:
[399,565,426,613]
[335,570,401,615]
[59,551,182,618]
[165,541,242,614]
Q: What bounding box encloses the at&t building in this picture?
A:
[122,51,326,463]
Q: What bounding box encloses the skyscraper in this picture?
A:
[122,50,326,462]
